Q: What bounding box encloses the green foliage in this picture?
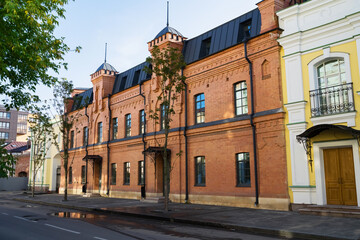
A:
[0,0,74,109]
[28,105,53,196]
[51,78,85,201]
[144,45,186,132]
[0,142,16,178]
[144,45,186,211]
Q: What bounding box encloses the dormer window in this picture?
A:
[120,76,127,91]
[238,20,252,42]
[199,37,211,58]
[132,70,141,86]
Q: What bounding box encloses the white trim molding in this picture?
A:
[308,51,352,91]
[313,139,360,207]
[285,101,307,124]
[311,111,356,127]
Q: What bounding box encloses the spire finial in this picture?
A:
[104,43,107,63]
[167,1,169,27]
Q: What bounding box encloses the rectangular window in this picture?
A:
[195,156,206,186]
[0,112,11,119]
[124,162,130,185]
[199,37,212,58]
[97,122,103,143]
[139,110,145,134]
[81,165,86,184]
[125,114,131,137]
[17,123,27,133]
[234,81,248,115]
[70,130,74,148]
[236,152,250,186]
[0,122,10,129]
[112,117,118,140]
[69,167,73,184]
[0,132,9,139]
[18,114,27,121]
[138,160,144,185]
[195,93,205,124]
[83,126,88,146]
[111,163,117,185]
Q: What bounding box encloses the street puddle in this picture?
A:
[51,212,102,219]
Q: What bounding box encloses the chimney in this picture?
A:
[257,0,291,34]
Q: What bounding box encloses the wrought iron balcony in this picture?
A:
[310,82,354,117]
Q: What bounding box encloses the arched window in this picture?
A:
[316,58,345,89]
[308,54,354,117]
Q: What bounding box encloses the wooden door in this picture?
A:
[93,162,101,191]
[324,147,357,206]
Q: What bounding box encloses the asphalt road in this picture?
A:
[0,198,282,240]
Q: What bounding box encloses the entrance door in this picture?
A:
[56,167,61,193]
[93,162,101,193]
[324,147,357,205]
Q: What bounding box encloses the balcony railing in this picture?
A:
[310,82,354,117]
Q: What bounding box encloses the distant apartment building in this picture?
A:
[0,105,29,143]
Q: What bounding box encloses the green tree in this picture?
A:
[28,106,53,197]
[0,0,78,109]
[145,45,186,211]
[52,79,83,201]
[0,142,16,178]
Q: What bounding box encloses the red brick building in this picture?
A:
[64,0,292,210]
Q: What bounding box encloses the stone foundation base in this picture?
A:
[64,187,289,210]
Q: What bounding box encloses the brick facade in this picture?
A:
[62,0,290,210]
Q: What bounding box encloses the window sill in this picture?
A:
[236,184,251,188]
[110,183,116,186]
[194,184,206,187]
[123,183,130,186]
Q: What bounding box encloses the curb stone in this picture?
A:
[13,198,345,240]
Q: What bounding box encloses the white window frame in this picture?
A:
[308,50,352,91]
[308,50,355,126]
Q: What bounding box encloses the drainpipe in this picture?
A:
[244,40,259,206]
[107,94,112,196]
[85,106,89,193]
[139,81,146,198]
[181,68,189,203]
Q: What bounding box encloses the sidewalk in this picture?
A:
[1,191,359,240]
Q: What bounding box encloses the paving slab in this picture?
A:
[1,191,360,240]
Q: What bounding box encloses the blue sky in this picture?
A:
[33,0,260,101]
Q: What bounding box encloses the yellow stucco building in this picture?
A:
[278,0,360,207]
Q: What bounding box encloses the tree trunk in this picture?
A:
[64,156,68,201]
[163,139,169,211]
[32,159,35,198]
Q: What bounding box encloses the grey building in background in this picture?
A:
[0,106,29,143]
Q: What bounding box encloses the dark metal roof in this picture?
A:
[143,146,171,155]
[297,124,360,140]
[183,8,261,64]
[154,26,184,39]
[95,62,117,73]
[71,88,93,111]
[112,61,152,95]
[83,155,102,162]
